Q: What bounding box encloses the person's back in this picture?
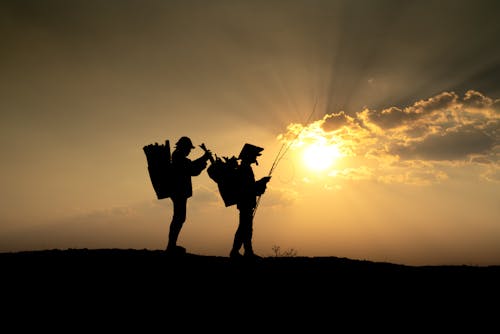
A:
[236,162,257,210]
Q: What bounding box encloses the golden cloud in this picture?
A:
[280,90,499,185]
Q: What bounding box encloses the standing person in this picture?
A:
[230,143,271,259]
[167,136,212,255]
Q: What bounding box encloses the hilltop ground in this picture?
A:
[2,248,499,322]
[3,248,499,285]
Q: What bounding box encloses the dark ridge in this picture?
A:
[2,248,498,280]
[2,247,498,268]
[2,248,499,323]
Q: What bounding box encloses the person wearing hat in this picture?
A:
[230,143,271,259]
[166,136,212,255]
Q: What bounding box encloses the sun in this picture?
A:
[302,142,342,172]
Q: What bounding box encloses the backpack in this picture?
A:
[143,140,172,199]
[207,155,240,207]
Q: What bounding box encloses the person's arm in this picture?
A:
[189,153,211,176]
[255,176,271,195]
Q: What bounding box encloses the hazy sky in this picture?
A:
[1,0,499,265]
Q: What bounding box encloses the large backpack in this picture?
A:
[207,156,240,207]
[143,140,172,199]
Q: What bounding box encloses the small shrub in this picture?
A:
[271,245,298,257]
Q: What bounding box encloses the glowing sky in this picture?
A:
[1,0,499,265]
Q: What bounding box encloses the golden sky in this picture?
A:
[1,0,499,265]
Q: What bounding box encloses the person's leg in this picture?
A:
[240,207,255,256]
[230,210,244,257]
[167,196,187,251]
[231,205,253,257]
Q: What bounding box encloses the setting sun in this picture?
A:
[302,142,341,171]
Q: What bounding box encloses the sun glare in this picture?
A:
[302,142,341,172]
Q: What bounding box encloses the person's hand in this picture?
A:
[203,149,213,161]
[262,176,271,183]
[199,143,213,162]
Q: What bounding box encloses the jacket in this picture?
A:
[170,150,207,198]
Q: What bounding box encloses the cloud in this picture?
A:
[462,90,494,109]
[481,164,500,183]
[193,185,220,205]
[328,166,374,181]
[377,167,449,186]
[280,90,499,185]
[493,99,500,112]
[259,186,298,207]
[358,92,459,130]
[395,126,495,161]
[321,111,355,131]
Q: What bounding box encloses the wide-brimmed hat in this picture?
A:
[238,143,263,160]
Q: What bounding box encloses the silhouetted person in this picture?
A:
[167,136,212,255]
[230,143,271,259]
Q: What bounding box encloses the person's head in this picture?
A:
[238,143,263,165]
[175,136,195,155]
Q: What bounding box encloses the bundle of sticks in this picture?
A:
[143,140,172,199]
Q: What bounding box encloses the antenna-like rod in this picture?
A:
[253,97,319,218]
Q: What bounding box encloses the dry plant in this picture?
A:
[271,245,298,257]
